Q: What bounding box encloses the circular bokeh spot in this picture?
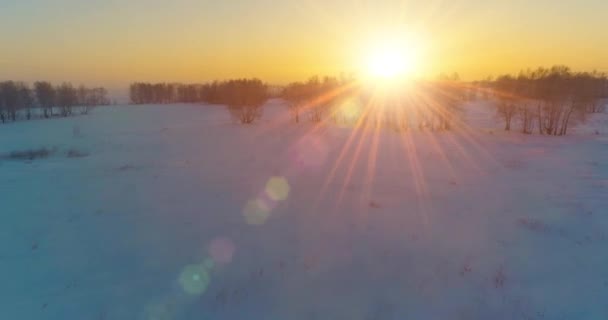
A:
[208,237,236,265]
[265,176,290,201]
[178,264,210,295]
[339,98,363,125]
[243,198,271,225]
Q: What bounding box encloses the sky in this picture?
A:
[1,0,607,88]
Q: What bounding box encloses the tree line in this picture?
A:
[128,66,607,133]
[127,75,461,133]
[489,66,608,135]
[283,76,352,123]
[0,81,109,123]
[129,79,269,124]
[282,74,469,131]
[129,80,270,105]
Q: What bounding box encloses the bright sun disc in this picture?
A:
[361,34,422,82]
[369,50,408,78]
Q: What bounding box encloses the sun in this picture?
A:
[360,35,422,82]
[368,48,413,79]
[366,44,416,81]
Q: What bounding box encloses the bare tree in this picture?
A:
[494,75,518,131]
[0,84,5,123]
[86,87,109,114]
[0,81,19,122]
[17,83,34,120]
[424,77,465,131]
[35,81,56,118]
[223,79,268,124]
[308,76,341,123]
[77,85,89,113]
[490,66,606,136]
[283,82,307,123]
[56,83,76,117]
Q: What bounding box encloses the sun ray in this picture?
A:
[334,94,381,206]
[312,88,376,212]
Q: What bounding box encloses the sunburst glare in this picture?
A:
[359,33,425,84]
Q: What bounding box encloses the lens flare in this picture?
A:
[265,176,290,201]
[243,198,271,225]
[336,97,364,127]
[178,264,210,295]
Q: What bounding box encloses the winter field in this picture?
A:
[1,100,607,319]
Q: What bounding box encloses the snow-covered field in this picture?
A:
[1,100,607,319]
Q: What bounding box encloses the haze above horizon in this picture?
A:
[1,0,607,87]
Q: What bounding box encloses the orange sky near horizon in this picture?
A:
[1,0,607,88]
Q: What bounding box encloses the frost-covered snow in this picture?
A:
[1,101,607,319]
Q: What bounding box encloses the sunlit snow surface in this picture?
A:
[1,100,607,319]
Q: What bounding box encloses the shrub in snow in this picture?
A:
[66,149,89,158]
[5,147,54,161]
[517,218,547,233]
[223,79,268,124]
[493,267,506,288]
[227,104,263,124]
